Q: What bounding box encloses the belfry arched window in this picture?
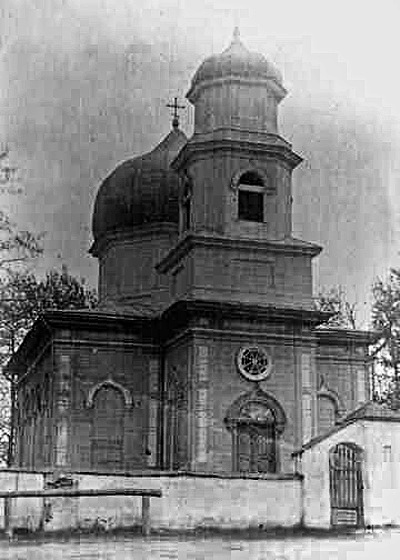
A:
[181,175,193,232]
[225,391,286,474]
[237,171,264,223]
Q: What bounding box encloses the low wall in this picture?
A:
[0,470,303,533]
[0,470,43,532]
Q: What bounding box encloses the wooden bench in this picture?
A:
[0,487,162,538]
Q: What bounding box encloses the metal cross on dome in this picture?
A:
[166,97,185,129]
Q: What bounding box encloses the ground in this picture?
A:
[0,530,398,560]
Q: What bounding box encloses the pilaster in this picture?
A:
[147,358,159,467]
[300,345,318,444]
[54,354,72,470]
[356,366,368,406]
[192,343,210,469]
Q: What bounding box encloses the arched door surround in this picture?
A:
[225,389,286,474]
[87,379,132,470]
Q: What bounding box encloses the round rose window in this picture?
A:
[237,346,272,382]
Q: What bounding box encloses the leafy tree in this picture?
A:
[315,285,358,330]
[371,269,400,406]
[0,149,45,465]
[0,266,97,465]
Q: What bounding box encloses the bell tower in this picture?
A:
[158,29,321,309]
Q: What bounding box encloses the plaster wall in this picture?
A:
[0,471,43,531]
[75,473,302,531]
[193,82,279,135]
[99,231,177,308]
[187,155,292,241]
[0,471,302,533]
[170,244,313,308]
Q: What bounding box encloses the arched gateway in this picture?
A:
[329,442,364,527]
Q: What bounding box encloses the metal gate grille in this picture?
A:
[329,443,363,527]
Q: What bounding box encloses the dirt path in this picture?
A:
[0,530,397,560]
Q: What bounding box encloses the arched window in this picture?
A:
[182,191,191,231]
[90,385,125,470]
[239,171,264,187]
[318,395,337,433]
[181,175,192,232]
[225,391,286,474]
[317,384,343,434]
[237,171,264,222]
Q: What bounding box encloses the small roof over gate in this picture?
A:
[293,400,400,456]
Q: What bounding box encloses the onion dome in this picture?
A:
[91,126,187,249]
[187,28,283,102]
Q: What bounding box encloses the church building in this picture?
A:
[10,30,372,477]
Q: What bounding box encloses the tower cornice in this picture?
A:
[171,133,303,172]
[156,232,322,275]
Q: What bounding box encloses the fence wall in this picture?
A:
[0,470,302,533]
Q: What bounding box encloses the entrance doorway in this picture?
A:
[90,386,125,470]
[234,418,277,473]
[329,442,364,527]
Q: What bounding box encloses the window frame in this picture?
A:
[237,173,265,223]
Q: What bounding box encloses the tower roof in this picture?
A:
[91,127,187,249]
[187,28,283,102]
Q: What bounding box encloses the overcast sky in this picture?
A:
[1,0,399,326]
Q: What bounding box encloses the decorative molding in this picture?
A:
[224,387,286,434]
[156,233,322,274]
[147,359,159,467]
[301,351,313,391]
[90,222,178,258]
[196,345,209,463]
[230,167,272,192]
[86,378,133,409]
[171,134,302,173]
[302,394,313,444]
[317,376,345,417]
[356,367,367,406]
[236,345,273,382]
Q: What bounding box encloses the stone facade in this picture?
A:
[11,308,371,475]
[8,30,373,481]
